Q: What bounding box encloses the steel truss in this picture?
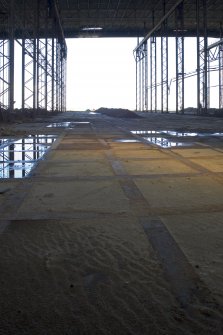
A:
[134,0,221,115]
[196,0,208,115]
[134,0,184,113]
[205,39,223,109]
[175,2,184,114]
[220,43,223,108]
[150,36,157,112]
[161,1,168,113]
[0,0,12,119]
[0,0,67,119]
[0,40,10,113]
[135,42,148,111]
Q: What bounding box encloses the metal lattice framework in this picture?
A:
[0,0,67,119]
[135,42,148,112]
[161,30,169,113]
[0,40,10,110]
[220,43,223,108]
[134,0,223,114]
[150,36,157,112]
[175,2,184,114]
[197,0,208,115]
[1,0,223,117]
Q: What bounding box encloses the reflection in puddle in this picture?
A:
[131,129,223,148]
[47,121,90,128]
[73,122,90,124]
[162,131,198,137]
[132,130,161,135]
[143,137,192,148]
[47,122,73,128]
[0,135,56,178]
[114,139,140,143]
[132,130,223,137]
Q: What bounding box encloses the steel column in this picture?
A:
[161,0,168,113]
[196,0,208,115]
[9,0,14,115]
[135,44,146,111]
[144,42,148,111]
[0,40,10,118]
[219,27,223,109]
[150,36,157,112]
[175,1,184,114]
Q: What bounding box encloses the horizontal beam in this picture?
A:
[207,38,223,51]
[53,0,67,58]
[134,0,184,53]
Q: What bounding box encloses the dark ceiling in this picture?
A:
[0,0,223,38]
[58,0,223,38]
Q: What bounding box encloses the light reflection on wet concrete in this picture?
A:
[0,135,57,178]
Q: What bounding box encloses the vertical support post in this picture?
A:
[220,43,223,109]
[161,0,168,113]
[197,0,208,115]
[136,38,138,111]
[144,42,148,111]
[52,38,55,111]
[175,1,184,114]
[150,10,157,112]
[9,0,15,115]
[207,49,210,108]
[22,39,25,111]
[45,38,48,111]
[219,25,223,109]
[150,36,157,112]
[139,50,142,111]
[203,0,208,113]
[196,0,201,114]
[141,45,145,111]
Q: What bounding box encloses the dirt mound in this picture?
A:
[95,107,142,119]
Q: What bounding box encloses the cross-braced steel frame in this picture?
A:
[220,43,223,109]
[161,1,168,113]
[196,0,208,115]
[134,0,223,115]
[206,39,223,109]
[175,2,184,114]
[135,41,148,111]
[0,40,10,115]
[150,35,157,112]
[0,0,67,120]
[0,0,14,120]
[134,0,185,114]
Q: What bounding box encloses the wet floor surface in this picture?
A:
[0,135,57,178]
[0,111,223,334]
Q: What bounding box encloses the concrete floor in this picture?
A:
[0,111,223,334]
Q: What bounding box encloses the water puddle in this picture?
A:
[47,122,74,128]
[0,135,57,178]
[162,131,198,137]
[143,137,192,148]
[131,129,223,148]
[162,131,223,137]
[114,139,140,143]
[73,122,90,124]
[132,130,161,135]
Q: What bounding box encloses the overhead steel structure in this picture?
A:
[0,0,223,118]
[0,0,67,120]
[134,0,223,114]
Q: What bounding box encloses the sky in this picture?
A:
[66,38,137,111]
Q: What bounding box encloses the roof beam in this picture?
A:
[134,0,184,52]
